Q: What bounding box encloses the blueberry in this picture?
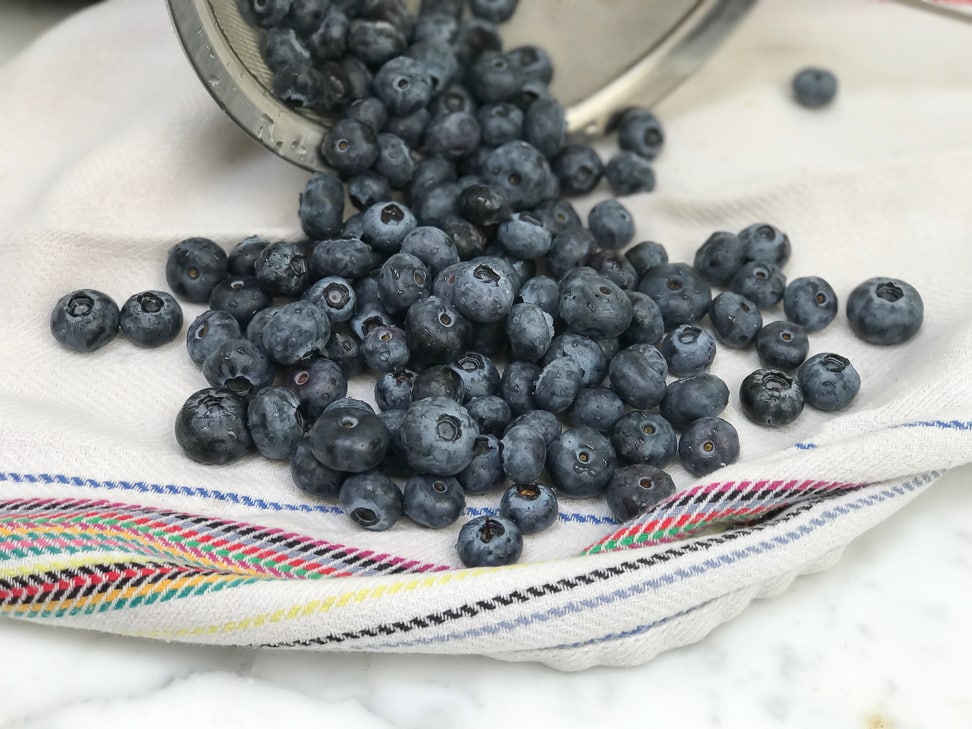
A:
[617,108,664,160]
[165,238,228,303]
[299,172,345,240]
[480,140,552,211]
[346,96,388,133]
[450,351,501,400]
[568,387,624,431]
[309,407,390,473]
[311,239,375,281]
[324,397,375,415]
[792,67,838,108]
[798,353,861,412]
[465,395,512,435]
[739,368,805,427]
[622,291,665,347]
[730,261,787,309]
[302,276,356,323]
[429,83,479,117]
[208,275,273,329]
[202,338,275,397]
[660,325,717,378]
[660,374,730,428]
[469,0,518,22]
[349,302,395,341]
[246,386,305,460]
[532,197,582,236]
[755,321,809,371]
[505,409,562,445]
[604,151,656,196]
[546,426,617,499]
[282,0,330,35]
[626,240,669,276]
[400,226,459,275]
[185,310,241,366]
[500,423,546,483]
[507,44,553,84]
[228,236,269,276]
[512,79,552,111]
[384,107,432,148]
[50,289,120,352]
[637,262,712,331]
[362,201,418,253]
[272,62,325,111]
[322,59,357,109]
[708,291,763,349]
[452,17,502,67]
[376,252,430,312]
[377,408,412,477]
[551,144,603,196]
[305,7,349,62]
[558,271,634,340]
[477,102,524,147]
[412,365,465,402]
[782,276,838,333]
[456,515,523,567]
[290,437,346,499]
[321,118,379,177]
[239,0,292,28]
[371,55,433,115]
[339,471,403,531]
[846,277,923,345]
[610,411,677,467]
[404,40,460,94]
[547,227,595,279]
[588,249,637,290]
[606,464,675,522]
[453,259,516,323]
[499,482,557,535]
[609,349,667,410]
[517,274,560,319]
[588,200,635,250]
[405,296,471,365]
[373,368,416,411]
[373,133,415,189]
[739,223,791,267]
[467,51,522,104]
[402,396,479,475]
[244,306,279,345]
[413,11,460,44]
[402,475,465,529]
[262,301,331,365]
[423,111,482,161]
[116,290,182,347]
[693,231,745,286]
[262,27,311,73]
[544,333,608,388]
[496,212,552,260]
[255,241,311,298]
[505,303,554,362]
[623,342,669,378]
[678,416,739,477]
[533,356,584,413]
[323,328,363,378]
[412,182,463,226]
[175,387,252,466]
[499,360,540,416]
[458,186,510,230]
[347,19,407,67]
[456,433,504,494]
[286,356,348,418]
[523,98,565,158]
[361,325,410,372]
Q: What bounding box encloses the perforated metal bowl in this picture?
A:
[167,0,755,171]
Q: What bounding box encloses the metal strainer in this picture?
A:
[167,0,755,171]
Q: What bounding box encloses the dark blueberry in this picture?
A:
[345,96,388,132]
[546,426,617,499]
[374,368,418,411]
[507,44,552,84]
[798,353,861,412]
[202,338,275,397]
[532,197,582,236]
[272,62,324,111]
[117,290,182,347]
[228,236,269,276]
[517,275,560,319]
[362,201,418,253]
[321,58,357,108]
[405,296,471,365]
[305,7,349,62]
[739,223,791,267]
[310,406,390,472]
[659,325,717,377]
[709,291,763,349]
[568,387,624,431]
[534,357,584,413]
[186,310,242,366]
[429,83,479,117]
[693,231,745,286]
[239,0,292,28]
[505,409,561,445]
[501,424,546,483]
[303,276,357,323]
[290,437,346,499]
[739,368,805,427]
[755,321,809,371]
[588,199,635,250]
[495,212,551,260]
[622,291,664,347]
[626,240,669,277]
[255,241,310,298]
[175,387,252,465]
[244,306,279,345]
[559,271,633,339]
[617,108,664,160]
[282,0,329,33]
[262,26,311,73]
[606,464,675,522]
[404,475,466,529]
[348,171,392,211]
[608,349,667,410]
[412,182,463,226]
[453,259,516,323]
[432,260,467,303]
[604,151,656,196]
[165,237,228,303]
[404,40,460,94]
[377,408,411,477]
[262,301,331,365]
[456,515,523,567]
[412,365,465,402]
[347,19,406,67]
[325,397,376,415]
[637,262,712,330]
[457,433,504,494]
[384,107,432,148]
[299,171,345,240]
[49,289,119,353]
[551,144,603,196]
[546,226,595,279]
[588,249,637,291]
[506,303,554,362]
[323,327,362,378]
[544,333,608,389]
[511,78,551,111]
[678,416,739,477]
[321,118,379,177]
[208,275,273,330]
[286,356,348,418]
[339,471,403,531]
[452,16,502,67]
[783,276,838,333]
[413,11,460,44]
[377,251,430,312]
[372,55,432,115]
[401,226,459,275]
[499,360,540,416]
[247,386,305,460]
[623,342,669,379]
[730,261,787,309]
[467,51,522,103]
[480,140,552,211]
[660,374,730,428]
[846,277,924,345]
[469,0,518,22]
[450,351,501,400]
[459,184,512,227]
[361,325,410,372]
[477,102,524,147]
[374,133,415,189]
[793,67,838,108]
[465,395,511,435]
[523,98,565,158]
[610,411,677,467]
[499,482,558,535]
[402,396,479,475]
[595,336,620,360]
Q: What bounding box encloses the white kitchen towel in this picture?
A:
[0,0,970,670]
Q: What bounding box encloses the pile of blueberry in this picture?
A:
[49,0,924,568]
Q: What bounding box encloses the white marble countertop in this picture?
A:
[1,2,970,727]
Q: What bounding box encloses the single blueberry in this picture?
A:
[480,140,552,211]
[798,353,861,412]
[568,387,625,432]
[499,360,540,416]
[501,424,547,483]
[49,289,120,353]
[299,172,345,240]
[730,261,787,309]
[534,356,584,413]
[456,433,504,494]
[402,396,480,476]
[739,368,805,427]
[694,231,746,286]
[678,416,740,477]
[469,0,518,23]
[450,351,501,401]
[477,102,524,147]
[546,426,617,498]
[400,226,459,275]
[290,437,346,499]
[660,374,731,428]
[532,197,582,236]
[465,395,512,436]
[404,475,466,529]
[626,240,669,277]
[255,240,311,298]
[412,365,465,402]
[362,201,418,253]
[165,238,228,303]
[846,277,924,345]
[209,275,273,329]
[302,276,356,323]
[286,356,348,418]
[659,325,717,378]
[372,55,433,115]
[792,67,838,108]
[507,44,553,84]
[345,96,389,133]
[499,482,558,535]
[262,301,331,365]
[321,118,379,177]
[588,249,637,291]
[247,386,306,460]
[347,19,407,67]
[404,40,460,94]
[271,62,325,111]
[202,337,275,397]
[413,11,460,44]
[175,387,252,465]
[262,26,312,73]
[228,235,269,276]
[623,342,669,379]
[452,16,502,67]
[305,7,349,62]
[424,111,483,161]
[339,471,404,531]
[360,325,410,372]
[452,259,516,323]
[783,276,838,333]
[517,274,560,319]
[610,411,677,467]
[371,133,414,190]
[609,349,667,410]
[118,290,183,347]
[551,144,603,196]
[739,223,791,267]
[310,407,390,473]
[523,98,565,158]
[709,291,763,349]
[546,226,595,279]
[506,302,554,362]
[606,464,676,522]
[588,199,635,250]
[559,271,634,339]
[186,310,242,366]
[755,321,809,371]
[637,262,712,331]
[456,515,523,567]
[323,328,363,378]
[617,108,664,160]
[544,333,608,389]
[384,107,432,148]
[405,295,471,365]
[239,0,292,28]
[604,151,656,196]
[374,368,418,411]
[622,291,665,347]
